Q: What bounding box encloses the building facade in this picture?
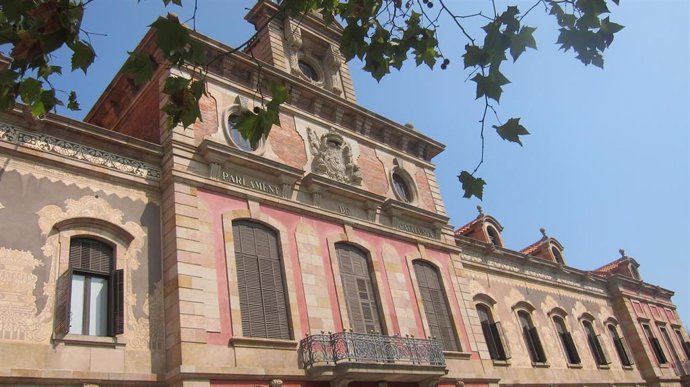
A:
[0,1,687,386]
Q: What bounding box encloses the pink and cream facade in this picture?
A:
[0,1,688,387]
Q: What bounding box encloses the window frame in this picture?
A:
[232,219,292,340]
[389,167,418,205]
[551,314,581,366]
[412,260,460,352]
[476,303,510,361]
[581,319,611,367]
[486,226,502,247]
[223,103,265,153]
[607,323,634,368]
[642,322,668,365]
[515,308,548,365]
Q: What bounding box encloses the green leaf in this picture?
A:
[463,45,489,68]
[150,14,190,55]
[509,26,537,61]
[600,17,624,33]
[31,100,46,117]
[67,91,80,111]
[494,118,530,145]
[471,69,510,102]
[18,77,42,104]
[122,52,155,85]
[163,76,190,95]
[69,40,96,73]
[458,171,486,200]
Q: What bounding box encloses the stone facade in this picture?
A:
[0,1,687,387]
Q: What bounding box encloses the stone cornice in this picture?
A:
[0,121,161,182]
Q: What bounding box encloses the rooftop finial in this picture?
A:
[477,205,484,217]
[540,227,547,238]
[619,248,626,258]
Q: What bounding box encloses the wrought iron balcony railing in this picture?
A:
[299,331,446,368]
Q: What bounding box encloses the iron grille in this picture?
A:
[299,331,446,368]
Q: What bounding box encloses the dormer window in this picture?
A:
[552,246,564,264]
[298,60,319,82]
[487,226,501,247]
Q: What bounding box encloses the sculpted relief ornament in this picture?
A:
[308,127,362,185]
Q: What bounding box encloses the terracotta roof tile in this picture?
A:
[455,217,481,236]
[591,257,628,277]
[520,239,546,255]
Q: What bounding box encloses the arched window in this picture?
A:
[518,310,547,363]
[553,316,580,365]
[486,226,501,247]
[298,60,319,81]
[233,220,290,339]
[55,237,123,337]
[476,304,509,360]
[608,324,634,366]
[227,112,259,152]
[335,243,383,334]
[552,247,564,264]
[413,261,459,351]
[392,172,413,203]
[583,320,610,366]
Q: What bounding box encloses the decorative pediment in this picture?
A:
[307,127,361,186]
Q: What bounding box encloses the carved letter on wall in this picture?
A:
[307,128,362,186]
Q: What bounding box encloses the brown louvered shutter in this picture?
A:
[70,238,112,273]
[233,220,290,340]
[491,322,511,359]
[53,267,72,335]
[336,243,383,334]
[113,269,124,335]
[528,327,547,362]
[413,261,459,351]
[563,332,581,364]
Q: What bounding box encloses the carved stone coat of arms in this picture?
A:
[307,128,362,186]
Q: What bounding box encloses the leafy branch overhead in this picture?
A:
[0,0,623,200]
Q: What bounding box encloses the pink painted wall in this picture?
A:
[197,188,472,352]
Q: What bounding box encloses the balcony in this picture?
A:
[299,331,447,381]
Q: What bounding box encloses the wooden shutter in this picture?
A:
[233,221,290,340]
[528,327,547,363]
[53,267,72,335]
[562,332,581,364]
[481,321,499,359]
[596,334,611,364]
[413,261,459,352]
[112,269,124,335]
[651,337,668,364]
[614,337,633,366]
[683,341,690,360]
[491,322,510,360]
[336,243,383,334]
[70,238,112,273]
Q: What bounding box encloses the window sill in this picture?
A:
[230,336,298,349]
[567,363,583,369]
[596,364,611,370]
[531,361,550,368]
[492,359,511,367]
[622,365,635,370]
[443,351,472,359]
[55,333,125,347]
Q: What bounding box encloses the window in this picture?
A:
[392,172,413,203]
[233,220,290,339]
[518,310,547,363]
[583,320,610,366]
[642,324,667,364]
[413,261,459,351]
[486,226,501,247]
[552,247,564,264]
[674,329,690,359]
[54,237,123,337]
[608,324,634,366]
[476,304,510,360]
[227,112,260,152]
[553,316,580,365]
[336,243,383,334]
[659,326,683,368]
[298,60,319,81]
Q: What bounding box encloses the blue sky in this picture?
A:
[47,1,689,324]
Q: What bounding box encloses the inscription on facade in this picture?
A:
[396,221,435,238]
[220,171,283,197]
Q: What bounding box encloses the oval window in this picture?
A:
[228,113,259,152]
[298,60,319,81]
[392,172,413,203]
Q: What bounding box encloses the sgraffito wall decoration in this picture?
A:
[0,248,42,340]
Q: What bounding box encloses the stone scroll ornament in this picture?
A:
[307,127,362,185]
